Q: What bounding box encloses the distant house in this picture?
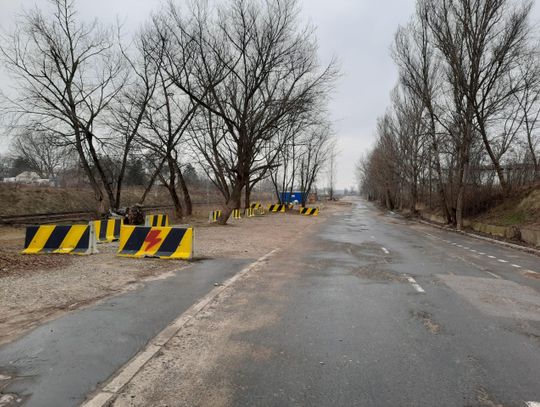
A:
[3,171,53,185]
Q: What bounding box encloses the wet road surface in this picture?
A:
[0,259,250,406]
[227,200,540,406]
[2,199,540,407]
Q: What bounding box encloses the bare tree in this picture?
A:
[161,0,337,224]
[11,131,74,180]
[0,0,127,213]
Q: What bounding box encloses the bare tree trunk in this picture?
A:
[160,159,183,220]
[219,182,243,225]
[138,159,166,205]
[245,183,252,209]
[175,163,192,216]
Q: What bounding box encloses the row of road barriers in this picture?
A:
[22,213,193,259]
[209,203,318,221]
[209,204,266,223]
[21,205,317,259]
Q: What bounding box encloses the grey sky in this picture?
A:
[1,0,538,189]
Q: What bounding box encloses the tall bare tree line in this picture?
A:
[357,0,540,229]
[0,0,337,224]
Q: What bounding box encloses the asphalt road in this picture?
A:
[2,199,540,407]
[228,200,540,407]
[0,259,250,407]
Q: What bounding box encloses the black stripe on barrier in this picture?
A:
[99,221,107,241]
[162,216,168,227]
[24,226,39,249]
[122,227,151,254]
[43,226,71,251]
[158,228,187,256]
[114,219,121,237]
[73,227,91,253]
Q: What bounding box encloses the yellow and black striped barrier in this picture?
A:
[245,208,255,217]
[117,225,193,259]
[209,210,222,222]
[92,218,123,243]
[300,207,319,216]
[22,224,97,255]
[232,209,241,219]
[146,214,169,227]
[268,204,286,213]
[250,202,262,209]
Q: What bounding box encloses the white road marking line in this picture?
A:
[486,271,501,279]
[525,402,540,407]
[497,259,508,263]
[479,252,486,255]
[511,264,522,268]
[406,277,425,293]
[463,246,469,249]
[488,255,496,259]
[81,249,280,407]
[381,247,390,255]
[470,249,477,253]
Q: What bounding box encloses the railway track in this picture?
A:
[0,205,177,226]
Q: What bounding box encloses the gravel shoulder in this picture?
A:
[0,203,348,346]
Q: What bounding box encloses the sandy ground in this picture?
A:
[0,203,348,346]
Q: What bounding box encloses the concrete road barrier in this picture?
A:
[300,207,319,216]
[145,214,169,227]
[22,224,97,255]
[232,209,241,219]
[92,218,123,243]
[117,225,193,259]
[250,203,262,209]
[245,208,255,217]
[209,210,222,223]
[268,204,286,213]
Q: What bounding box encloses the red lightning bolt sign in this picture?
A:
[144,230,163,251]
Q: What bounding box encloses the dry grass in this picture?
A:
[473,186,540,228]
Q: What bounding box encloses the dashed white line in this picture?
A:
[478,252,486,255]
[486,271,501,279]
[406,277,425,293]
[497,259,508,263]
[511,264,522,269]
[381,247,390,254]
[488,255,496,259]
[525,402,540,407]
[470,249,477,253]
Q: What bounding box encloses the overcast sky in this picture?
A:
[1,0,538,190]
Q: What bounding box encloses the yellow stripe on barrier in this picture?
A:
[117,225,193,259]
[244,208,255,217]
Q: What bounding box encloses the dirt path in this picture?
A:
[0,203,348,346]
